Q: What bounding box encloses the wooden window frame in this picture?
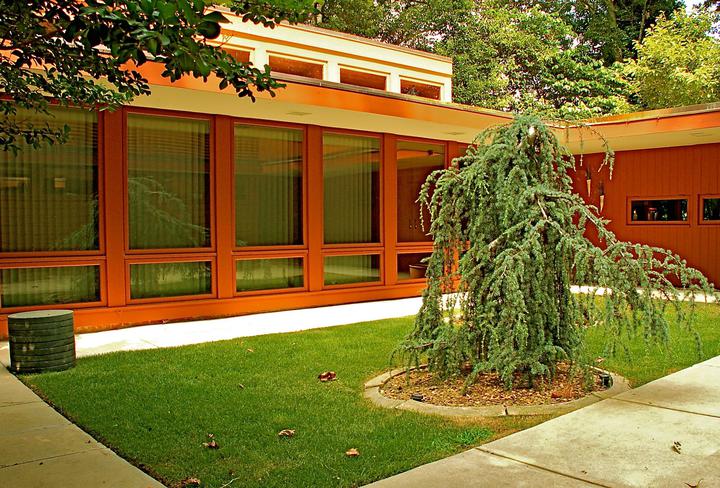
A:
[322,250,384,290]
[396,248,432,283]
[0,107,106,259]
[267,52,326,80]
[0,259,107,312]
[399,76,443,100]
[231,119,308,253]
[626,195,691,226]
[125,255,216,304]
[395,136,448,246]
[233,252,308,297]
[321,128,385,250]
[338,65,389,91]
[699,194,720,225]
[123,108,217,255]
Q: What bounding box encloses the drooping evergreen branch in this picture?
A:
[395,114,718,389]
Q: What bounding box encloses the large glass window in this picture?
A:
[631,199,688,222]
[235,125,303,246]
[324,255,380,286]
[127,114,210,249]
[397,140,444,242]
[702,198,720,221]
[323,133,380,244]
[236,257,304,292]
[0,107,98,252]
[397,252,431,280]
[0,265,100,308]
[130,261,212,299]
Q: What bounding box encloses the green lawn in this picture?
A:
[21,303,719,488]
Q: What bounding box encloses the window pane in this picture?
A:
[0,107,98,252]
[236,258,303,292]
[397,252,431,280]
[397,140,444,242]
[128,114,210,249]
[0,265,100,308]
[235,125,303,246]
[631,199,688,222]
[703,198,720,221]
[324,255,380,286]
[323,133,380,244]
[130,261,211,299]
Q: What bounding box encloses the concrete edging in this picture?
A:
[364,366,630,417]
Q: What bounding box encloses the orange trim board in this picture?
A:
[0,283,426,339]
[132,62,509,129]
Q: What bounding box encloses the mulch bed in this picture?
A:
[381,362,606,407]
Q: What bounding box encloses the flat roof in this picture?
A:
[211,5,452,63]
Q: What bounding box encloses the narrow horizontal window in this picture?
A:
[130,261,212,299]
[268,56,323,79]
[236,258,304,292]
[235,125,303,246]
[225,48,251,64]
[0,106,98,252]
[127,114,211,249]
[397,140,445,242]
[631,199,688,222]
[702,198,720,221]
[397,252,431,280]
[324,255,380,286]
[323,133,381,244]
[400,80,441,100]
[0,265,100,308]
[339,68,387,90]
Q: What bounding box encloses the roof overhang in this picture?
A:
[131,62,720,154]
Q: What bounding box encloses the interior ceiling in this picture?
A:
[135,84,720,155]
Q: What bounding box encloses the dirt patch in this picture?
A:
[381,363,606,407]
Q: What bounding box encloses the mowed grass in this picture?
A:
[21,317,545,488]
[21,302,719,487]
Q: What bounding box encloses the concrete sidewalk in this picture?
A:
[36,297,423,358]
[368,355,720,488]
[0,363,164,487]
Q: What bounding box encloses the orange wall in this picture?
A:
[571,143,720,288]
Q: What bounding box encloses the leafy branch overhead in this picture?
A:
[395,115,718,388]
[0,0,318,151]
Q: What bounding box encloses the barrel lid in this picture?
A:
[8,310,74,322]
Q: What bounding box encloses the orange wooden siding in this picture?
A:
[571,143,720,288]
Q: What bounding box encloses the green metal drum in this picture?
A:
[8,310,75,373]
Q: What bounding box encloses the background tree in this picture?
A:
[0,0,317,151]
[316,0,636,118]
[627,8,720,109]
[396,115,717,388]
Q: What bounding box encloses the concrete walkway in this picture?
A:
[368,355,720,488]
[0,362,163,487]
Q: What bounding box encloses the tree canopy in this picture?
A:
[0,0,317,152]
[628,8,720,109]
[316,1,720,116]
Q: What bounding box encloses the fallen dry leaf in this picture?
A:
[672,441,682,454]
[180,477,201,487]
[318,371,337,382]
[278,429,296,438]
[246,348,254,353]
[345,448,360,457]
[685,480,703,488]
